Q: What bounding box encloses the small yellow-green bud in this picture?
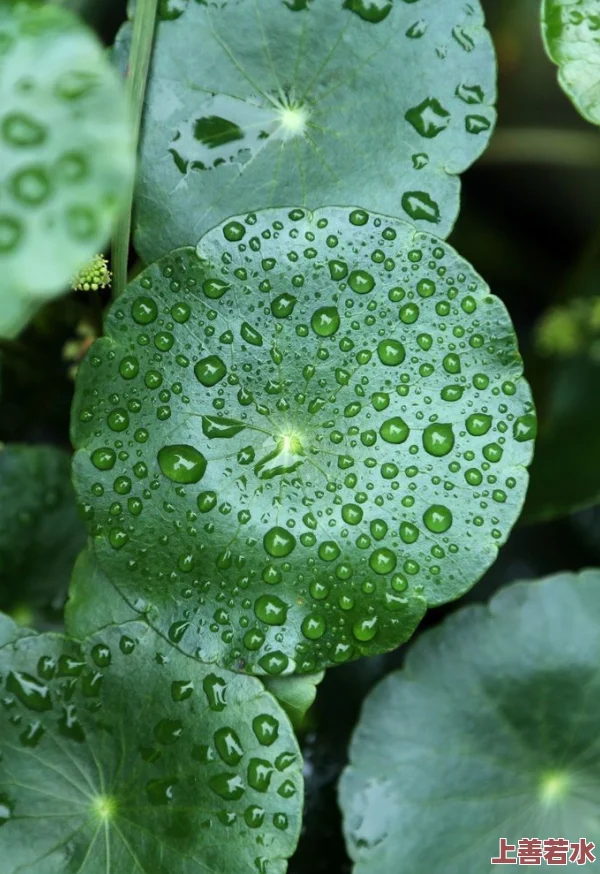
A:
[72,254,112,292]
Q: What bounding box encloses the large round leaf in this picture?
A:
[0,445,86,625]
[0,1,134,337]
[0,620,302,873]
[71,207,535,675]
[132,0,496,262]
[340,569,600,874]
[542,0,600,125]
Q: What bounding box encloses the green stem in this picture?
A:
[112,0,159,298]
[482,128,600,168]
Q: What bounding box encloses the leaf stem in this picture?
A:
[482,128,600,168]
[112,0,159,298]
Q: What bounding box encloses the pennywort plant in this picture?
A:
[0,1,599,873]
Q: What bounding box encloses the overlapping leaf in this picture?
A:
[0,1,134,337]
[542,0,600,125]
[340,570,600,874]
[71,207,535,675]
[0,619,302,873]
[131,0,497,261]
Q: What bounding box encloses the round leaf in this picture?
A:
[132,0,496,261]
[0,445,86,624]
[0,621,302,873]
[542,0,600,125]
[340,570,600,874]
[71,207,535,675]
[0,2,134,337]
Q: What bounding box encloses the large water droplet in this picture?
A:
[194,355,227,387]
[311,306,340,337]
[254,595,289,626]
[423,504,453,533]
[379,417,410,444]
[422,423,454,457]
[263,527,296,558]
[158,445,207,484]
[377,339,405,366]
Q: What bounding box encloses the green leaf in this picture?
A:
[0,611,33,647]
[66,546,139,637]
[524,355,600,521]
[67,547,323,725]
[0,2,134,338]
[0,445,86,625]
[339,569,600,874]
[263,672,324,728]
[132,0,496,261]
[0,620,303,873]
[542,0,600,125]
[71,207,535,675]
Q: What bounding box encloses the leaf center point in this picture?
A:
[539,771,570,806]
[275,100,310,139]
[91,794,117,821]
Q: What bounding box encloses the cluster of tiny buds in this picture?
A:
[72,254,112,292]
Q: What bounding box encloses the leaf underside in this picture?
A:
[71,206,535,676]
[132,0,497,262]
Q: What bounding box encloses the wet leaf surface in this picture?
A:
[131,0,496,261]
[0,619,302,873]
[71,207,535,675]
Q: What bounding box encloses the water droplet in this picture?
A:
[379,417,410,444]
[253,714,279,745]
[0,794,14,827]
[377,339,405,366]
[240,322,263,346]
[311,306,340,337]
[369,547,396,574]
[466,414,492,436]
[423,505,453,533]
[513,414,537,442]
[254,595,289,626]
[263,527,296,558]
[348,270,375,294]
[154,718,183,744]
[131,297,158,324]
[158,445,207,484]
[271,293,297,318]
[91,644,111,668]
[171,680,194,702]
[352,616,378,642]
[91,448,116,470]
[223,220,246,242]
[301,614,326,639]
[203,674,227,711]
[423,423,454,457]
[194,355,227,387]
[7,671,52,712]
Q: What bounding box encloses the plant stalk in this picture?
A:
[112,0,159,298]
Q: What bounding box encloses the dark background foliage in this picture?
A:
[0,1,598,871]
